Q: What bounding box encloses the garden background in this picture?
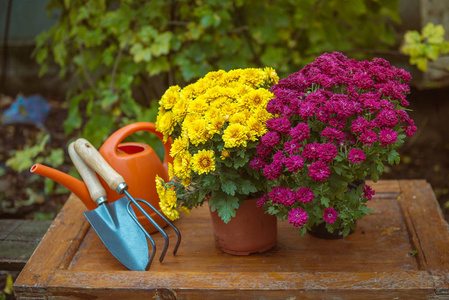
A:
[0,1,448,229]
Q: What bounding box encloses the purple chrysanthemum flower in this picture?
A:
[379,128,398,146]
[308,160,331,182]
[284,140,302,155]
[263,161,283,180]
[268,186,286,204]
[363,184,375,200]
[323,207,339,224]
[296,187,315,203]
[305,90,327,104]
[348,148,366,164]
[376,108,399,128]
[328,117,346,129]
[350,116,370,133]
[273,150,286,164]
[268,186,296,206]
[298,101,317,119]
[261,131,280,147]
[321,127,345,142]
[279,188,296,207]
[302,142,320,161]
[359,130,378,146]
[288,207,308,227]
[284,155,304,173]
[256,143,272,159]
[317,143,338,163]
[290,123,310,142]
[249,156,266,170]
[403,119,417,137]
[266,117,292,135]
[256,194,269,208]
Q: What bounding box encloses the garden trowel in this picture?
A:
[68,142,153,271]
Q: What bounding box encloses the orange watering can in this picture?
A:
[31,122,173,233]
[98,122,173,230]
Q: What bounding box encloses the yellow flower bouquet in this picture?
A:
[155,68,279,223]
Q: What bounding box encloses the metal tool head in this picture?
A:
[84,198,153,271]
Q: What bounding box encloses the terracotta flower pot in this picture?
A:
[209,198,277,255]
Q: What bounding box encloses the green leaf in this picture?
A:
[267,206,279,215]
[150,32,172,57]
[203,174,220,191]
[321,196,330,208]
[101,90,119,109]
[387,149,400,165]
[237,179,258,195]
[233,155,249,169]
[210,192,239,223]
[221,178,237,196]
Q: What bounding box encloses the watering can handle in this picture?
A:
[68,142,107,205]
[75,138,126,192]
[102,122,173,167]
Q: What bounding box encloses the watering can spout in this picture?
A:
[30,164,96,210]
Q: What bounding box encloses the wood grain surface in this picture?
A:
[13,180,449,299]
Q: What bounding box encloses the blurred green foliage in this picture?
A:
[34,0,401,148]
[401,23,449,72]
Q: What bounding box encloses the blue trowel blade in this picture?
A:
[84,198,149,271]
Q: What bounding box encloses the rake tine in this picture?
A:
[135,198,182,255]
[124,190,170,263]
[126,202,156,271]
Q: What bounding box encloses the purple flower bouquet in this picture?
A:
[251,52,417,237]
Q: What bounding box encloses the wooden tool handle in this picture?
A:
[74,138,125,191]
[68,142,106,203]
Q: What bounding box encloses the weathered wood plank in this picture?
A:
[13,194,90,291]
[0,220,51,271]
[399,180,449,295]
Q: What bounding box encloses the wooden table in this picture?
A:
[13,180,449,299]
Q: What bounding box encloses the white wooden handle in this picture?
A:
[74,138,125,191]
[68,142,106,203]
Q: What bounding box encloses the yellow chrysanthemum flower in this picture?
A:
[168,162,175,179]
[240,89,273,110]
[181,177,191,186]
[247,116,267,141]
[159,85,180,110]
[155,175,165,196]
[172,96,189,123]
[155,176,180,221]
[181,84,196,101]
[228,111,249,126]
[239,68,265,87]
[173,150,192,179]
[204,85,224,101]
[220,149,230,160]
[208,115,225,136]
[205,107,221,119]
[253,107,273,123]
[188,96,209,115]
[192,149,216,175]
[156,110,175,142]
[170,137,189,158]
[186,119,209,146]
[223,69,242,84]
[159,188,179,221]
[204,69,227,82]
[264,67,279,84]
[222,123,249,148]
[221,102,238,117]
